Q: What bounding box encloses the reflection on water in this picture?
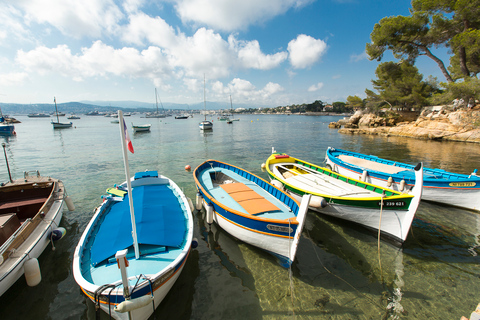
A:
[1,114,480,319]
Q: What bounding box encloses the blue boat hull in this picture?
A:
[325,147,480,211]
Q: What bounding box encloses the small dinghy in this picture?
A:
[265,152,423,244]
[193,159,310,267]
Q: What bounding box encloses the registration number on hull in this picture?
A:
[378,201,406,207]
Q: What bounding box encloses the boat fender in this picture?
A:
[206,203,214,224]
[361,170,368,182]
[192,237,199,248]
[387,177,393,187]
[65,196,75,211]
[0,255,3,265]
[24,258,41,287]
[114,295,154,313]
[195,193,203,211]
[49,227,66,241]
[187,197,194,212]
[271,179,284,191]
[309,196,328,208]
[399,180,406,192]
[261,163,266,171]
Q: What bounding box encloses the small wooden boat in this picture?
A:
[73,170,194,320]
[73,110,194,320]
[265,152,423,243]
[0,171,73,297]
[193,160,310,267]
[325,147,480,211]
[132,124,151,132]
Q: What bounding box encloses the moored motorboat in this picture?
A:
[265,152,423,243]
[325,147,480,211]
[193,159,310,267]
[0,170,73,297]
[73,111,194,320]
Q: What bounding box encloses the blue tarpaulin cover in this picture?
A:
[90,184,186,266]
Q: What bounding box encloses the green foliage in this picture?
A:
[346,95,365,108]
[439,78,480,102]
[305,100,325,112]
[369,61,441,109]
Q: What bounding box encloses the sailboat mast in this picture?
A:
[204,75,206,121]
[54,97,59,123]
[155,88,159,113]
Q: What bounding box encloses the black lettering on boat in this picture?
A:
[267,224,293,233]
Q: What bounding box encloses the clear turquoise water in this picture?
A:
[1,114,480,319]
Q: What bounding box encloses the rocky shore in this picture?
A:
[329,105,480,143]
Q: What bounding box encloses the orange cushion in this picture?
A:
[220,183,280,215]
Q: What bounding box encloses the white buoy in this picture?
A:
[309,196,328,208]
[387,177,393,187]
[114,295,154,313]
[261,163,266,171]
[399,180,406,192]
[195,193,203,211]
[206,203,214,224]
[65,196,75,211]
[361,170,368,182]
[271,179,284,190]
[24,258,41,287]
[187,197,194,212]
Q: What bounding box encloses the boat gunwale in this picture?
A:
[193,159,301,225]
[326,147,480,185]
[72,174,193,300]
[266,154,413,203]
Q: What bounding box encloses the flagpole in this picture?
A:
[118,110,140,259]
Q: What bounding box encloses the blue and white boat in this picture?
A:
[325,147,480,211]
[193,160,310,267]
[0,108,15,135]
[73,111,194,320]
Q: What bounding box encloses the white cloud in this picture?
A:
[121,12,178,48]
[231,37,288,70]
[0,72,29,86]
[15,41,172,81]
[174,0,314,32]
[15,0,123,38]
[350,51,368,62]
[288,34,327,69]
[308,82,324,92]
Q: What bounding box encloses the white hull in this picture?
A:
[209,202,303,261]
[0,197,64,296]
[93,261,186,320]
[287,190,416,242]
[325,159,480,211]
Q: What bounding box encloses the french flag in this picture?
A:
[123,119,134,153]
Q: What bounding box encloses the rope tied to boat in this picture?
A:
[377,191,385,283]
[93,283,116,320]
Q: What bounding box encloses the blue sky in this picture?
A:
[0,0,449,107]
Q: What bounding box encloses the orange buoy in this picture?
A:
[185,165,191,172]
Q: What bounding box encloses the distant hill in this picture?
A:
[0,100,266,115]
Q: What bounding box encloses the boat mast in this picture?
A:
[155,88,159,114]
[54,97,59,123]
[204,74,206,121]
[118,110,140,259]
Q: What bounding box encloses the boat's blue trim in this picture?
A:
[327,147,480,189]
[194,160,300,237]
